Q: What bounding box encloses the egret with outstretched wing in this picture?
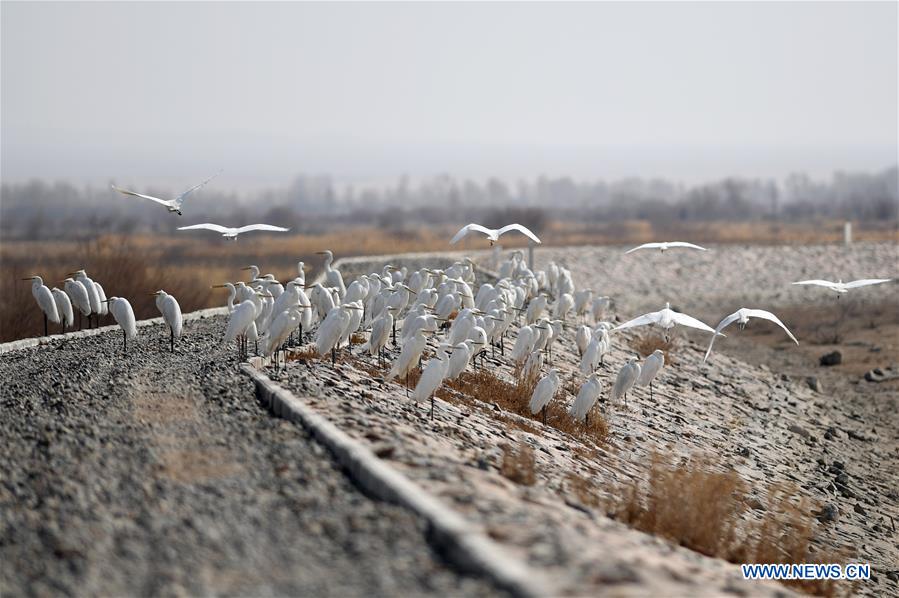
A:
[615,302,717,340]
[704,308,798,361]
[793,278,892,295]
[625,241,707,254]
[178,223,289,240]
[111,172,219,215]
[450,223,541,246]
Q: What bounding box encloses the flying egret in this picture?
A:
[63,277,91,329]
[151,290,182,352]
[528,368,558,425]
[704,308,798,361]
[178,223,290,240]
[411,344,452,420]
[625,241,707,254]
[450,223,541,246]
[636,350,665,400]
[611,359,641,406]
[22,276,59,336]
[104,297,137,355]
[111,172,219,215]
[615,302,717,340]
[569,373,603,425]
[792,278,892,296]
[316,250,347,298]
[51,287,74,333]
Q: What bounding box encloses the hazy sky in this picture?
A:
[2,1,897,189]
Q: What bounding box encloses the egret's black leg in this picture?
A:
[44,314,48,337]
[123,330,127,355]
[331,347,336,365]
[430,396,434,420]
[170,328,174,353]
[542,406,546,425]
[650,382,653,402]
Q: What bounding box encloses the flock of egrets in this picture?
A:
[21,179,893,425]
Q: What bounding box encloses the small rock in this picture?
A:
[819,351,842,366]
[816,504,838,523]
[745,496,766,511]
[854,503,867,516]
[788,424,810,438]
[806,376,823,393]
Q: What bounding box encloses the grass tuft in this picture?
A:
[500,443,536,485]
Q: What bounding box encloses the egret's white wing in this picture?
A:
[175,171,221,202]
[234,224,290,234]
[497,223,542,244]
[843,278,892,289]
[669,311,716,333]
[743,309,799,344]
[614,312,660,331]
[625,243,662,254]
[450,223,493,244]
[792,280,837,287]
[704,311,742,361]
[111,184,171,206]
[178,223,233,234]
[666,242,707,251]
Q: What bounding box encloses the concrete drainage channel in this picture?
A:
[2,253,546,596]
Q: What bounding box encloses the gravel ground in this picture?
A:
[0,315,500,597]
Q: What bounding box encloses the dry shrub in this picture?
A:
[606,453,850,597]
[350,332,366,345]
[565,473,601,507]
[631,334,675,364]
[445,367,609,443]
[500,443,536,485]
[285,346,319,362]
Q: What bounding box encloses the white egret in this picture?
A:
[307,282,337,324]
[523,350,545,381]
[215,283,259,359]
[611,359,641,405]
[387,328,433,392]
[615,302,717,340]
[529,368,560,425]
[317,250,347,298]
[94,282,108,317]
[704,308,798,361]
[569,373,603,425]
[411,343,452,420]
[445,341,473,381]
[554,293,574,321]
[22,276,59,336]
[339,300,365,348]
[315,304,363,363]
[51,287,74,333]
[625,241,707,254]
[636,350,665,400]
[111,172,218,215]
[792,278,892,296]
[151,290,182,352]
[510,325,537,364]
[575,325,592,357]
[262,305,307,368]
[104,297,137,355]
[241,265,261,282]
[591,296,611,322]
[177,223,289,240]
[450,223,541,246]
[362,306,396,367]
[63,277,91,329]
[71,270,101,328]
[525,294,548,325]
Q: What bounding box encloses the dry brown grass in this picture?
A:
[604,453,849,596]
[630,334,676,364]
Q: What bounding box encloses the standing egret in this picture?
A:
[575,325,592,357]
[315,304,362,364]
[362,306,396,367]
[510,325,537,364]
[71,270,101,328]
[316,250,346,298]
[636,350,665,400]
[215,283,259,359]
[411,344,452,420]
[111,172,218,215]
[615,302,717,341]
[177,223,290,241]
[241,265,260,282]
[611,359,641,405]
[51,287,74,333]
[569,374,603,425]
[63,277,91,329]
[450,223,542,246]
[445,341,473,381]
[104,297,137,355]
[151,290,182,352]
[94,282,108,319]
[529,368,560,425]
[704,308,799,361]
[387,328,433,393]
[262,305,307,369]
[22,276,59,336]
[625,241,707,254]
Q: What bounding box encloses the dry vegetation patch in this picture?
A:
[500,443,537,486]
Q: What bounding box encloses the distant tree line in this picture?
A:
[1,167,895,240]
